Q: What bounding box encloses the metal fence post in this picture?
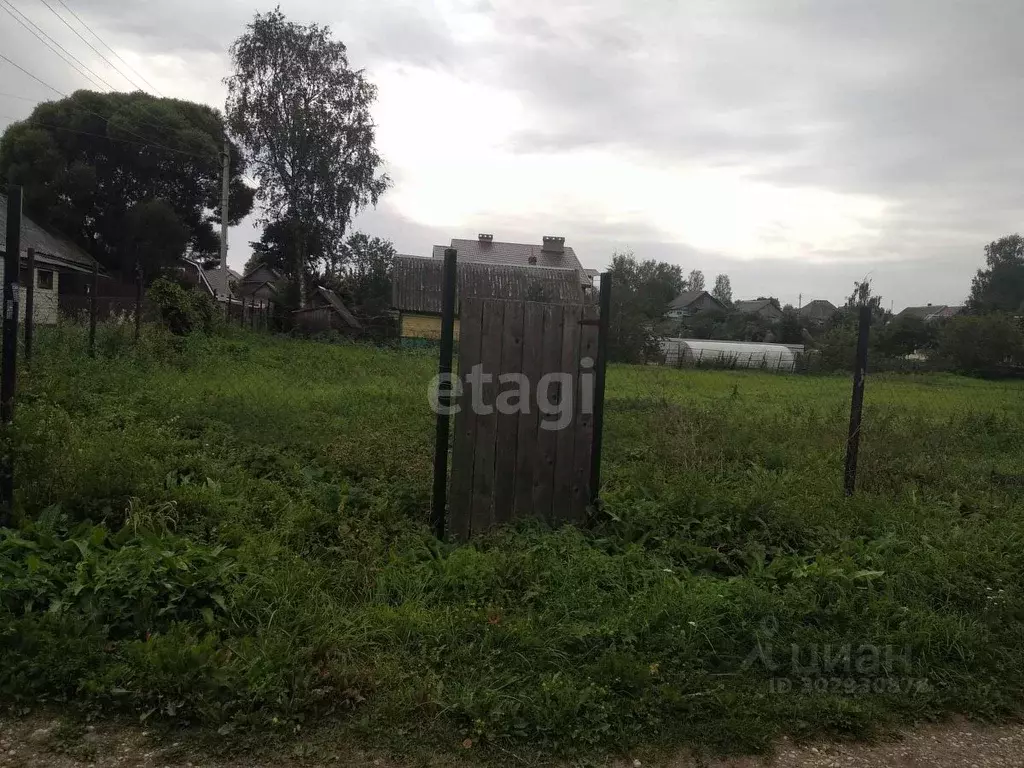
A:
[844,305,872,496]
[88,261,98,357]
[134,261,143,343]
[589,272,611,505]
[431,247,458,540]
[1,186,22,524]
[23,247,34,362]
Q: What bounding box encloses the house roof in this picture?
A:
[392,255,584,314]
[241,265,285,283]
[897,304,963,321]
[668,290,725,311]
[298,285,362,330]
[734,298,781,315]
[203,266,242,298]
[799,299,837,320]
[432,238,585,273]
[0,193,98,273]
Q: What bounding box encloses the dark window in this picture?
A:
[37,270,54,290]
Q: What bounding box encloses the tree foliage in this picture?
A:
[937,314,1024,373]
[0,91,254,274]
[607,252,684,363]
[712,274,732,306]
[967,235,1024,313]
[226,9,390,306]
[328,232,395,318]
[686,269,705,293]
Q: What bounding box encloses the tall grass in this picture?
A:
[2,324,1024,758]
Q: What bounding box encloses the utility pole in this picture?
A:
[220,135,230,272]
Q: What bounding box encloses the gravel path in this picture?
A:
[1,715,1022,767]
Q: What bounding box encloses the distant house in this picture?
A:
[197,264,285,309]
[666,290,726,319]
[734,298,784,321]
[799,299,837,324]
[432,234,592,289]
[0,192,102,324]
[392,255,585,341]
[293,286,362,333]
[896,304,963,322]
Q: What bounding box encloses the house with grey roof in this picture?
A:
[896,304,962,322]
[734,298,783,321]
[799,299,837,324]
[432,234,591,287]
[0,192,102,324]
[392,254,585,341]
[666,290,727,318]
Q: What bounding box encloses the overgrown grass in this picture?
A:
[3,323,1024,760]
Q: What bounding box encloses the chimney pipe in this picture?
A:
[478,233,494,243]
[541,235,565,254]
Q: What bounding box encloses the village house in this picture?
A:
[896,304,963,322]
[666,290,727,319]
[798,299,837,324]
[734,298,784,321]
[432,234,593,289]
[0,192,102,324]
[391,255,584,341]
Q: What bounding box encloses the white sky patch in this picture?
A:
[376,66,887,261]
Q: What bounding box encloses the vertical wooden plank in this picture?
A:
[469,300,505,535]
[493,301,524,526]
[570,304,599,523]
[551,304,581,525]
[513,302,545,521]
[449,297,484,540]
[532,304,564,524]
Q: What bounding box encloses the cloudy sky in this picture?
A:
[2,0,1022,310]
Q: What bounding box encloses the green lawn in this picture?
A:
[3,325,1024,760]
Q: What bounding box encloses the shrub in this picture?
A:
[937,313,1024,374]
[147,278,217,336]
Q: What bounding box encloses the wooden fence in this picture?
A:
[448,297,599,538]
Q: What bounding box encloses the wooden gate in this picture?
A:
[448,298,600,539]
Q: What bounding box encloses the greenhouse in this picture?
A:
[660,338,798,372]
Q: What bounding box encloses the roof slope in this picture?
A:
[734,298,781,315]
[668,290,725,311]
[0,193,97,272]
[432,238,585,272]
[897,304,963,321]
[203,267,242,297]
[393,255,584,314]
[311,286,362,330]
[799,299,837,320]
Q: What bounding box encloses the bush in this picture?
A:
[937,313,1024,374]
[147,278,217,336]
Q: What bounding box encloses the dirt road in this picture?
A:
[1,715,1022,767]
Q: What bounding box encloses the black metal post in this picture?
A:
[590,272,612,505]
[844,305,871,496]
[23,247,34,362]
[88,261,98,357]
[1,186,22,524]
[134,261,143,343]
[431,248,458,540]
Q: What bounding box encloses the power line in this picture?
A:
[38,0,145,92]
[0,0,115,92]
[52,0,165,97]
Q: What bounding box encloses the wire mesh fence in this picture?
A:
[607,322,1024,502]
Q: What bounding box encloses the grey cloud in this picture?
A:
[3,0,1018,307]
